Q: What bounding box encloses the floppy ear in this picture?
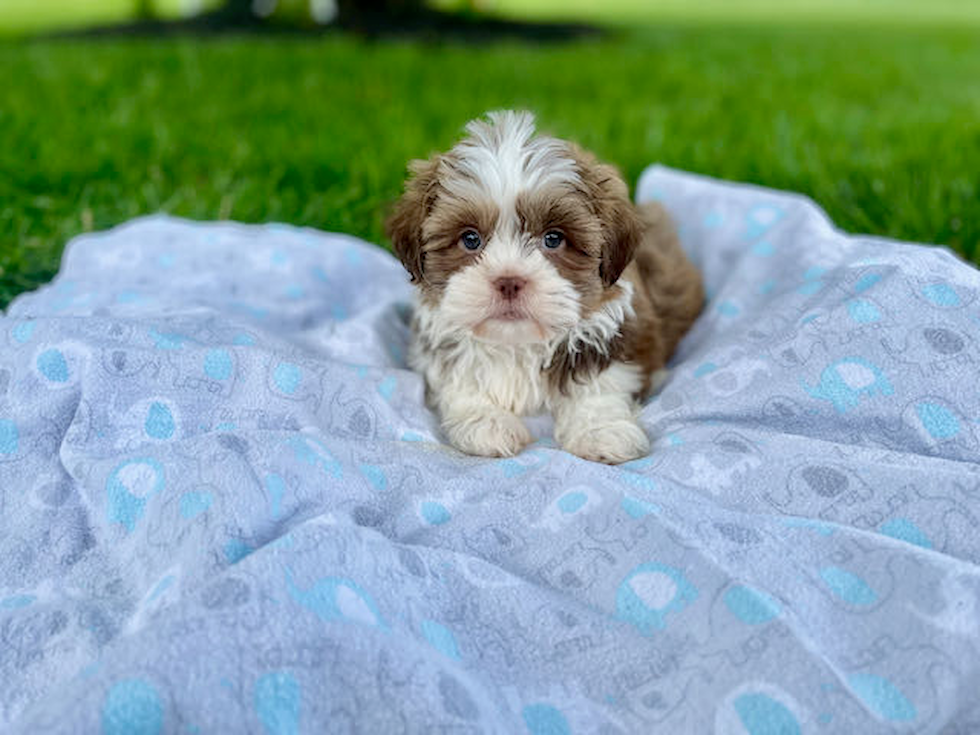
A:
[598,191,642,287]
[385,156,441,284]
[573,146,643,287]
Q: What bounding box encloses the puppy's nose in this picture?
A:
[495,276,527,301]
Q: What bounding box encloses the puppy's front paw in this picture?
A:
[561,418,650,465]
[445,411,532,458]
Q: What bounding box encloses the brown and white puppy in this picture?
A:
[387,111,703,464]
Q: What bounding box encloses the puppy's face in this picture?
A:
[387,111,641,345]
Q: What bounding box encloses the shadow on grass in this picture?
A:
[43,5,603,43]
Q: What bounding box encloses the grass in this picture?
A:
[1,16,979,308]
[488,0,980,28]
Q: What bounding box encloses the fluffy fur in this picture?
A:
[386,111,703,464]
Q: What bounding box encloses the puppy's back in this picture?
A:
[628,202,704,362]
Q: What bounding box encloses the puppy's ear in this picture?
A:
[598,192,642,288]
[385,156,441,283]
[573,146,643,287]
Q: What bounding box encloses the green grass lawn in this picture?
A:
[489,0,980,28]
[1,15,979,308]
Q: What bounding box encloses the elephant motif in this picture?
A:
[766,460,874,519]
[804,357,893,413]
[881,324,976,378]
[263,356,326,413]
[692,345,773,399]
[671,431,763,494]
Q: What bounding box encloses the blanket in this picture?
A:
[2,165,980,734]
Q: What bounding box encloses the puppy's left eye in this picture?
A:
[542,230,565,250]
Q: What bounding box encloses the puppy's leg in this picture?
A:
[437,388,533,458]
[552,362,650,465]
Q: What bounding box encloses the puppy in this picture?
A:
[386,111,703,464]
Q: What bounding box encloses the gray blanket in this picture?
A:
[2,164,979,734]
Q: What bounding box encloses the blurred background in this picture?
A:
[1,0,978,308]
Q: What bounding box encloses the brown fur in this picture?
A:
[387,154,506,307]
[619,202,705,394]
[567,144,643,289]
[386,157,441,284]
[546,202,704,395]
[419,194,500,303]
[515,184,605,314]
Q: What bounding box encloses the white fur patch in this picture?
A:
[447,111,580,209]
[550,361,650,464]
[412,302,552,417]
[441,405,534,458]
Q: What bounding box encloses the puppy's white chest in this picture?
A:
[412,331,550,417]
[470,343,549,415]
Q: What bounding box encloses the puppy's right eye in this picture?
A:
[460,230,483,252]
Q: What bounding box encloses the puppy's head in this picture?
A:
[386,111,641,345]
